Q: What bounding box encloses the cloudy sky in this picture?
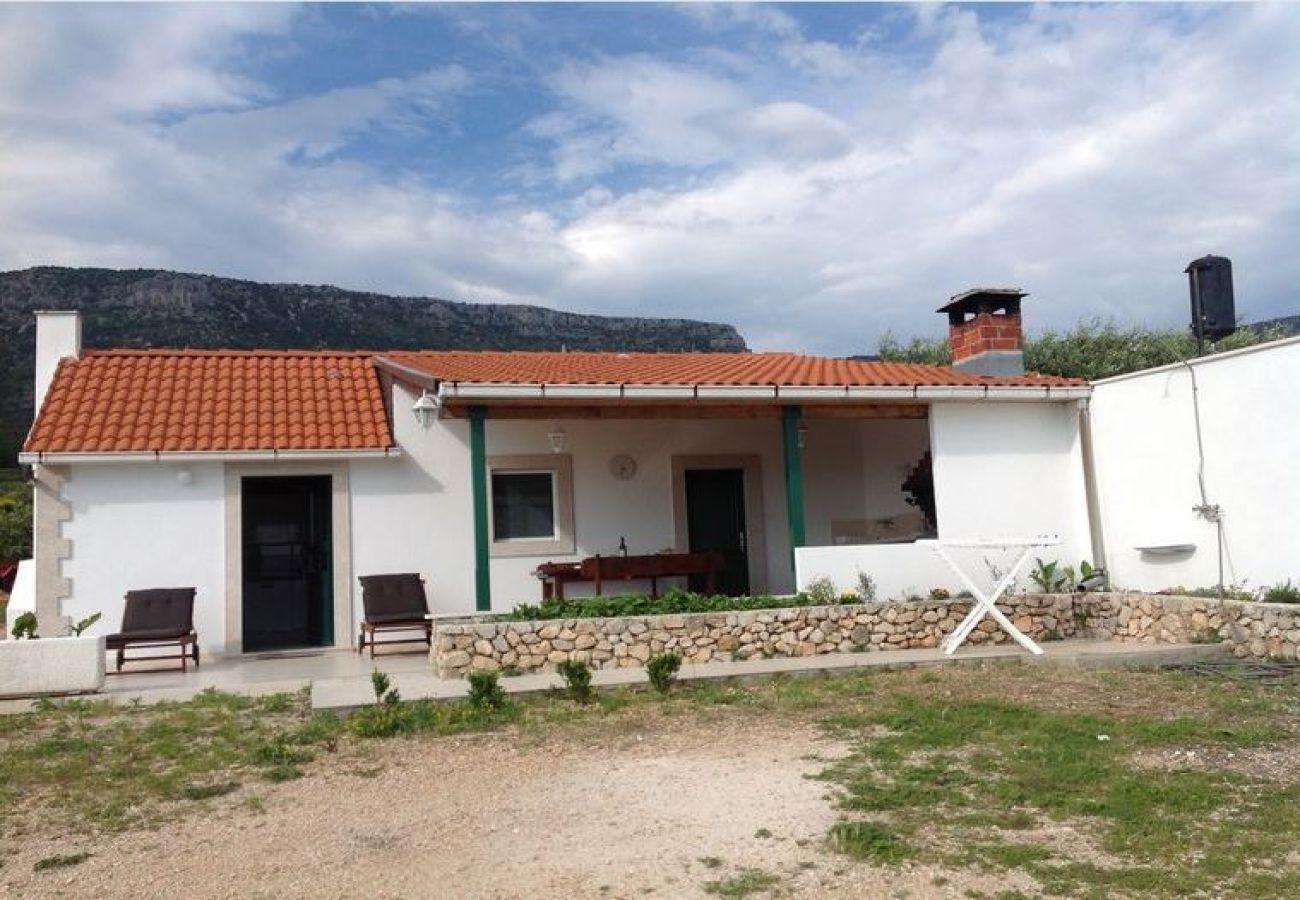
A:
[1,2,1297,353]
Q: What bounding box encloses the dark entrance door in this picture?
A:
[685,468,750,596]
[241,476,333,652]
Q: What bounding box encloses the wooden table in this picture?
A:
[534,552,721,600]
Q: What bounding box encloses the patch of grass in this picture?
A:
[827,821,913,863]
[34,852,91,872]
[753,827,772,839]
[816,674,1300,897]
[698,856,724,869]
[703,868,781,897]
[180,780,240,801]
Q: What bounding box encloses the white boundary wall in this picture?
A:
[796,401,1092,599]
[1089,337,1300,593]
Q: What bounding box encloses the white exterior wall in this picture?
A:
[1089,338,1300,592]
[796,401,1091,600]
[59,463,227,646]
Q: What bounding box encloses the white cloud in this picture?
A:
[0,3,1297,356]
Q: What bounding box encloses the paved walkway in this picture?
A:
[0,640,1226,714]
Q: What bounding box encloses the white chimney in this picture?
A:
[34,310,81,414]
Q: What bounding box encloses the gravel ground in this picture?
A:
[2,715,1029,900]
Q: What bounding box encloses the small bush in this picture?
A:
[1262,580,1300,605]
[856,571,877,601]
[71,612,101,636]
[1190,627,1224,645]
[929,587,951,602]
[10,611,37,640]
[646,652,682,695]
[467,670,506,711]
[804,576,837,606]
[370,669,400,706]
[556,658,594,704]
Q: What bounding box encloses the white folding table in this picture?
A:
[920,536,1060,656]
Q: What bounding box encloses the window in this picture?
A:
[487,454,575,557]
[492,471,556,541]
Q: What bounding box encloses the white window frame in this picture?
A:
[487,453,575,558]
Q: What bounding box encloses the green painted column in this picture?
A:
[781,405,806,569]
[469,405,491,612]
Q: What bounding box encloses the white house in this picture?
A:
[18,291,1094,656]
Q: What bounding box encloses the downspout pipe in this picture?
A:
[1077,398,1107,572]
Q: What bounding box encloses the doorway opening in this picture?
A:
[684,467,751,596]
[241,476,334,652]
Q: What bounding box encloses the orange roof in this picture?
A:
[379,350,1083,389]
[24,350,393,454]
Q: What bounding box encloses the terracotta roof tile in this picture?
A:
[379,350,1085,389]
[25,350,393,454]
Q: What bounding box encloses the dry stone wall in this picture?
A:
[431,592,1300,678]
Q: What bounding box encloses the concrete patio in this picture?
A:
[0,639,1228,715]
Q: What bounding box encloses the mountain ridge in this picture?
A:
[0,266,748,466]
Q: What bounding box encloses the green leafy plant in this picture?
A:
[646,652,682,695]
[556,658,593,704]
[10,610,37,640]
[71,612,101,637]
[803,576,837,606]
[1029,558,1070,593]
[466,670,506,711]
[1190,627,1224,645]
[371,669,400,706]
[1261,580,1300,605]
[929,587,951,602]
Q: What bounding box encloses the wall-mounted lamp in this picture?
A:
[547,425,567,454]
[412,390,441,429]
[797,420,809,449]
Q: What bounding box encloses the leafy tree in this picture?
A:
[0,488,32,562]
[877,318,1289,380]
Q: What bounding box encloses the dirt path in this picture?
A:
[2,716,1025,900]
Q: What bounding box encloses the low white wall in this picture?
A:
[797,402,1091,598]
[60,463,227,648]
[796,543,961,601]
[1090,337,1300,593]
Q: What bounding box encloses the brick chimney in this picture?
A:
[938,288,1026,376]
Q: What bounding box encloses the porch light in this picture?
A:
[412,390,440,428]
[547,425,567,454]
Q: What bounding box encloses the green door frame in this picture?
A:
[781,405,806,569]
[469,405,492,611]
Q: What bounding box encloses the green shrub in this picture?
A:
[10,610,37,639]
[556,658,593,704]
[466,670,506,711]
[503,587,857,621]
[71,612,101,636]
[646,652,682,695]
[856,571,877,601]
[803,576,837,606]
[1262,580,1300,605]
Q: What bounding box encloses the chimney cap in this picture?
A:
[937,287,1027,315]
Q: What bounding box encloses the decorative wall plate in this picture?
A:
[609,453,638,481]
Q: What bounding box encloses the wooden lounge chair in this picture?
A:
[358,573,432,658]
[105,588,199,674]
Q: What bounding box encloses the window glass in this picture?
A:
[492,471,556,541]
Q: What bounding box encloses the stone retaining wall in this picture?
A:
[431,592,1300,678]
[1091,593,1300,660]
[432,594,1084,678]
